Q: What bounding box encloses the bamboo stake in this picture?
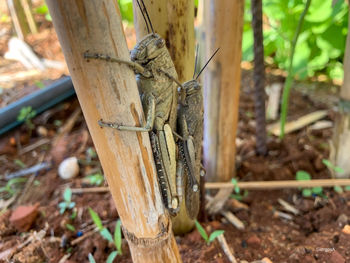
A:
[46,1,181,262]
[133,0,196,234]
[206,179,350,189]
[203,0,245,182]
[132,0,195,83]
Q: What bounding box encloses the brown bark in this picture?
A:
[46,1,181,261]
[330,5,350,178]
[203,0,244,182]
[132,0,195,83]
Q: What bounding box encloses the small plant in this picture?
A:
[194,220,224,245]
[66,223,76,232]
[322,159,345,174]
[17,106,36,133]
[83,173,104,186]
[89,208,123,261]
[14,159,27,168]
[35,3,52,21]
[296,170,323,197]
[58,188,76,214]
[0,177,27,198]
[230,178,249,200]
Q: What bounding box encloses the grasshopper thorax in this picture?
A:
[130,33,166,64]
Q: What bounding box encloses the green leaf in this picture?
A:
[345,186,350,191]
[88,208,103,230]
[302,188,312,197]
[195,220,208,242]
[88,253,96,263]
[114,220,122,255]
[334,186,343,193]
[35,4,49,14]
[296,171,311,181]
[322,159,333,168]
[66,224,76,232]
[334,166,345,174]
[100,228,114,243]
[63,188,72,202]
[312,186,323,195]
[14,159,26,168]
[106,251,118,263]
[208,230,224,244]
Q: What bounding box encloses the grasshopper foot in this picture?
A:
[98,119,120,129]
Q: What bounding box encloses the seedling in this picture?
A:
[295,171,324,197]
[194,220,224,245]
[230,178,249,200]
[88,208,123,261]
[58,188,76,214]
[83,173,104,186]
[66,224,76,232]
[17,106,36,133]
[14,159,26,168]
[322,159,345,175]
[0,177,27,197]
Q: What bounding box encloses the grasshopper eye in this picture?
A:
[156,38,165,48]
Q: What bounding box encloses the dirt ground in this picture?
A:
[1,4,350,263]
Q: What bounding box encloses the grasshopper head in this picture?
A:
[130,33,166,64]
[183,79,201,96]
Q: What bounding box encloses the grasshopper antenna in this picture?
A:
[140,0,155,34]
[135,0,150,34]
[195,48,220,80]
[193,44,199,79]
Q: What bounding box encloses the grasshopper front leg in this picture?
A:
[84,52,151,78]
[98,94,156,132]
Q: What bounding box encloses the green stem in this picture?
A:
[279,0,312,139]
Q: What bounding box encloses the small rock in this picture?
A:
[247,234,261,248]
[36,126,48,137]
[330,251,345,263]
[10,204,39,231]
[58,157,79,179]
[261,257,273,263]
[337,214,348,227]
[342,225,350,235]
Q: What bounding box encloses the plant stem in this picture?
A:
[279,0,312,139]
[251,0,267,155]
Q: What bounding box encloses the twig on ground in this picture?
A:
[205,188,232,215]
[70,187,109,194]
[278,198,299,215]
[216,234,238,263]
[19,138,50,155]
[58,253,71,263]
[221,211,245,230]
[70,227,99,246]
[273,210,293,220]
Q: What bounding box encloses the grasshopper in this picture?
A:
[176,48,219,219]
[84,0,182,214]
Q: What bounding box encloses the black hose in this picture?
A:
[0,76,75,136]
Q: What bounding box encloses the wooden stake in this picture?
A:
[205,179,350,189]
[203,0,244,182]
[46,1,181,262]
[132,0,195,83]
[133,0,196,234]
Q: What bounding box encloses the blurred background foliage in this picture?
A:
[243,0,348,81]
[116,0,349,81]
